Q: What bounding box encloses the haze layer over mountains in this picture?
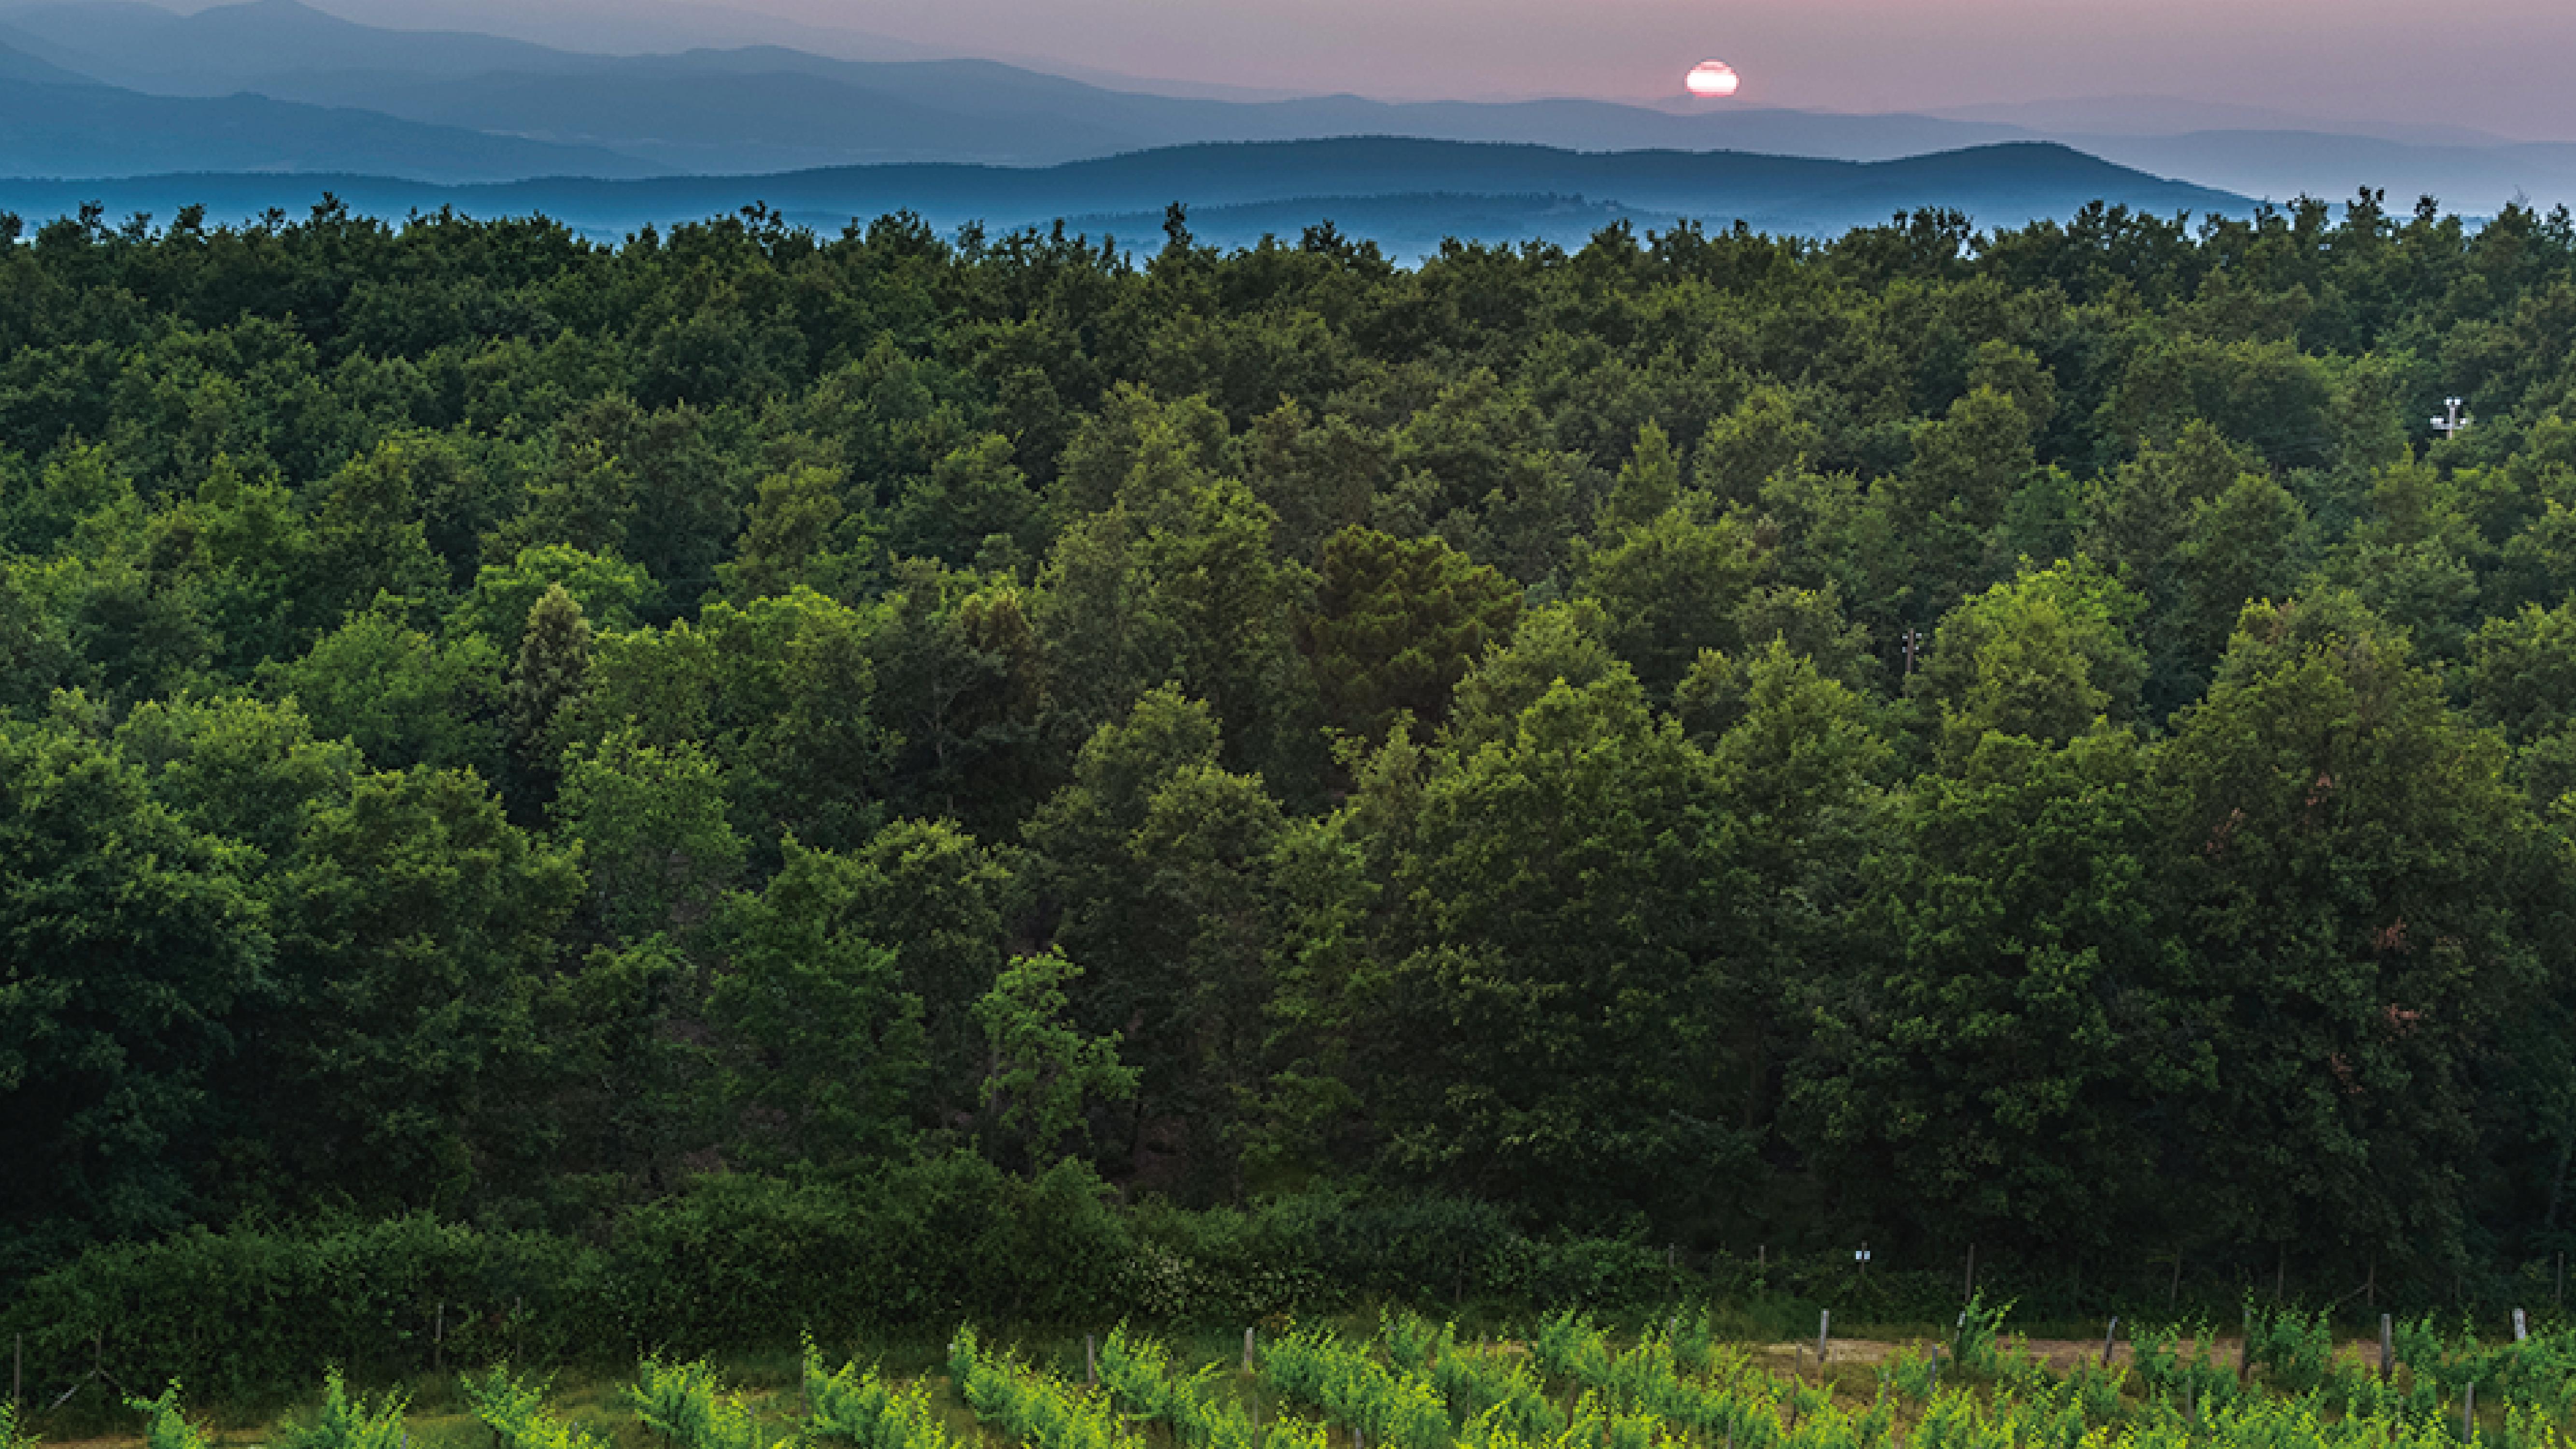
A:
[0,0,2565,247]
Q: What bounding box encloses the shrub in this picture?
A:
[1,1217,600,1403]
[273,1370,409,1449]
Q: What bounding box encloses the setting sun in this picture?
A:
[1685,60,1741,97]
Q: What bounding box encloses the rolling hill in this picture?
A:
[0,34,82,82]
[0,71,670,181]
[0,0,2031,171]
[0,0,580,87]
[2074,129,2576,215]
[245,51,2033,171]
[0,138,2253,255]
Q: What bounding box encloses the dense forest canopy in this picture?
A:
[6,188,2576,1310]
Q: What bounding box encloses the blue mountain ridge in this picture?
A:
[0,35,82,83]
[0,138,2253,257]
[0,69,671,181]
[0,0,2032,172]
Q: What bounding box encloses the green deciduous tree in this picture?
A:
[1694,384,1819,509]
[114,693,360,862]
[1575,507,1767,698]
[0,717,269,1273]
[975,951,1137,1169]
[2466,602,2576,745]
[841,819,1019,1125]
[885,433,1046,568]
[582,588,895,853]
[1915,558,2149,763]
[717,465,877,603]
[555,728,744,949]
[1023,687,1289,1193]
[1382,369,1588,584]
[1442,599,1623,752]
[2101,333,2337,471]
[1599,419,1684,530]
[498,399,740,605]
[1699,643,1892,1182]
[451,544,656,646]
[709,840,929,1171]
[1363,670,1739,1220]
[2175,468,2311,685]
[260,764,581,1210]
[259,598,505,777]
[2158,594,2571,1267]
[1297,525,1521,742]
[1900,385,2048,611]
[1242,399,1387,564]
[299,437,449,627]
[1034,425,1307,776]
[1802,730,2198,1257]
[868,563,1052,833]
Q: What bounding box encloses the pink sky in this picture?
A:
[730,0,2576,138]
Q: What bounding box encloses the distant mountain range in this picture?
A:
[0,138,2252,255]
[189,0,960,66]
[0,0,2038,171]
[0,45,665,181]
[0,0,2564,249]
[0,0,571,85]
[2071,131,2576,215]
[1921,95,2518,149]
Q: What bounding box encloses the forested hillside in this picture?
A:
[5,190,2576,1332]
[0,138,2246,252]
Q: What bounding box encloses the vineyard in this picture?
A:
[42,1301,2576,1449]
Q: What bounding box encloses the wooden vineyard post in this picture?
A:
[2464,1382,2477,1442]
[2102,1318,2119,1369]
[1244,1327,1256,1373]
[434,1301,446,1376]
[2516,1308,2530,1342]
[2380,1313,2395,1382]
[1085,1334,1097,1388]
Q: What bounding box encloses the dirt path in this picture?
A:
[1770,1335,2391,1376]
[1758,1335,2135,1371]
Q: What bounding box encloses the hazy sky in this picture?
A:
[699,0,2575,137]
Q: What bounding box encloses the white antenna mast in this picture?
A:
[2432,397,2470,439]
